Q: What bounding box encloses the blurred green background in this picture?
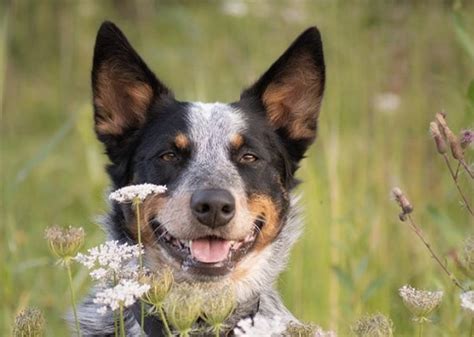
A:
[1,0,473,336]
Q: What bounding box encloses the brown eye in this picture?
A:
[239,153,258,163]
[160,152,178,162]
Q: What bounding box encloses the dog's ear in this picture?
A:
[241,27,325,162]
[92,21,172,159]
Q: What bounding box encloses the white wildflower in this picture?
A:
[234,314,287,337]
[109,183,167,203]
[373,92,401,113]
[94,279,150,314]
[399,285,443,321]
[221,0,248,17]
[75,240,143,283]
[460,291,474,316]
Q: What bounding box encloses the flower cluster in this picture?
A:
[140,267,174,310]
[44,225,85,264]
[351,313,393,337]
[109,184,167,204]
[460,291,474,317]
[12,307,45,337]
[284,321,337,337]
[234,314,287,337]
[75,240,143,283]
[164,282,203,335]
[200,282,236,330]
[94,279,150,315]
[399,285,443,322]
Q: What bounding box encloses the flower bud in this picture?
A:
[391,187,413,215]
[429,122,447,154]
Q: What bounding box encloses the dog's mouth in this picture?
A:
[151,219,264,276]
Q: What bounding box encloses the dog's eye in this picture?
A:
[160,152,178,162]
[239,153,258,163]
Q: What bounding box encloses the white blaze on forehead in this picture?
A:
[185,102,247,187]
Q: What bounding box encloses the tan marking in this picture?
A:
[230,133,244,149]
[231,259,251,282]
[130,194,168,245]
[94,61,153,135]
[262,52,322,140]
[247,195,281,252]
[174,132,190,150]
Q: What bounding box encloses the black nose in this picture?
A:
[190,189,236,228]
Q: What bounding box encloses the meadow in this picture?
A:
[1,1,473,336]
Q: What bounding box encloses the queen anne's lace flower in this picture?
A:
[460,291,474,316]
[44,226,85,263]
[75,240,143,283]
[234,314,287,337]
[399,285,443,321]
[109,184,167,203]
[351,313,393,337]
[285,321,337,337]
[94,279,150,314]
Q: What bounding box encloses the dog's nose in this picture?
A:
[190,189,236,228]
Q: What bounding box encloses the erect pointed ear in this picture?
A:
[92,21,172,144]
[240,27,325,161]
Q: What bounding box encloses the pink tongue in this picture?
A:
[190,238,232,263]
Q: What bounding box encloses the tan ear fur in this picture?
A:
[94,61,154,136]
[262,52,322,140]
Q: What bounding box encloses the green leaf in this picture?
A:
[453,11,474,62]
[362,276,386,302]
[354,256,369,281]
[332,266,354,291]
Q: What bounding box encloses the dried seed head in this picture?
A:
[391,187,413,215]
[435,112,464,160]
[434,112,449,138]
[399,285,443,322]
[164,282,203,334]
[446,130,464,160]
[45,226,85,264]
[140,267,174,309]
[460,235,474,276]
[200,282,236,329]
[459,129,474,149]
[460,291,474,317]
[351,313,393,337]
[429,122,447,154]
[284,322,337,337]
[12,307,45,337]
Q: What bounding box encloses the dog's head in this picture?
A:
[92,22,324,300]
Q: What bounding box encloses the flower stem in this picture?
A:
[443,154,473,216]
[135,199,145,337]
[460,159,474,179]
[418,322,424,337]
[119,305,126,337]
[215,325,221,337]
[66,262,82,337]
[114,311,118,337]
[158,306,172,337]
[406,214,465,291]
[470,317,473,337]
[135,200,143,268]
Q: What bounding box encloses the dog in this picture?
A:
[77,21,325,336]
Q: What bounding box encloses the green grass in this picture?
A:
[1,1,473,336]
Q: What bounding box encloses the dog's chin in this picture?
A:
[151,220,263,278]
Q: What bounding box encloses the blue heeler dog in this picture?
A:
[77,21,325,336]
